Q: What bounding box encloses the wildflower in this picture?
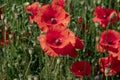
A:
[0,32,10,46]
[26,2,40,23]
[70,61,92,77]
[96,30,120,53]
[75,36,84,49]
[77,16,83,24]
[93,6,117,28]
[37,25,84,57]
[34,4,70,32]
[0,7,2,20]
[117,12,120,20]
[109,46,120,60]
[99,55,120,76]
[0,31,16,46]
[52,0,65,8]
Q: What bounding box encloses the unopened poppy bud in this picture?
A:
[33,41,36,46]
[12,4,16,12]
[110,12,116,21]
[18,73,23,78]
[57,58,61,64]
[105,67,110,74]
[28,75,33,80]
[74,27,77,33]
[1,14,4,20]
[96,36,99,42]
[9,34,12,39]
[4,18,7,24]
[33,75,39,80]
[23,2,30,7]
[5,25,8,31]
[95,22,99,27]
[80,1,85,5]
[117,0,120,2]
[97,0,101,4]
[29,47,34,55]
[13,78,18,80]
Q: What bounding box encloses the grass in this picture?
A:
[0,0,120,80]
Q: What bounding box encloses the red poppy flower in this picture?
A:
[34,4,70,32]
[117,12,120,20]
[75,36,84,49]
[0,7,2,14]
[99,55,120,76]
[26,2,40,23]
[0,32,10,46]
[96,30,120,53]
[77,16,83,24]
[109,47,120,60]
[37,25,84,57]
[93,6,118,28]
[0,32,16,46]
[52,0,65,8]
[0,7,2,20]
[70,61,92,77]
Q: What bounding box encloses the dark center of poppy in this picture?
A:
[78,70,81,72]
[103,15,106,19]
[55,39,61,45]
[51,18,57,24]
[108,40,113,44]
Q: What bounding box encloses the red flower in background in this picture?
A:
[26,2,40,23]
[99,55,120,76]
[0,7,2,20]
[109,47,120,60]
[0,32,10,46]
[0,32,16,46]
[75,36,84,49]
[77,16,83,24]
[93,6,117,28]
[117,12,120,20]
[52,0,65,8]
[37,25,84,57]
[34,4,70,32]
[0,7,2,13]
[96,30,120,53]
[70,61,92,77]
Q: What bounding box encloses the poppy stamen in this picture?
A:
[108,40,113,44]
[103,15,106,19]
[51,18,57,24]
[55,39,61,45]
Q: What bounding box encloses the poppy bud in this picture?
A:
[57,58,61,64]
[109,12,116,21]
[95,22,99,28]
[33,75,39,80]
[23,2,30,7]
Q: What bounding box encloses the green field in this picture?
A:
[0,0,120,80]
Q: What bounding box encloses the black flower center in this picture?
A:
[51,18,57,24]
[108,40,113,44]
[55,39,61,45]
[103,15,106,19]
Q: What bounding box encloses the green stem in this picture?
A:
[24,53,32,77]
[106,76,108,80]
